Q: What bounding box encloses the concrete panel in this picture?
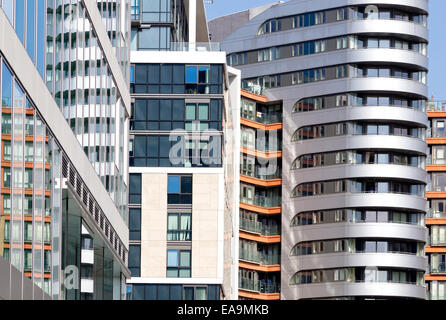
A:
[9,267,22,300]
[0,257,10,300]
[192,174,221,278]
[22,276,33,300]
[140,173,168,278]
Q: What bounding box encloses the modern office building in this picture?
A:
[0,0,130,299]
[125,0,240,300]
[211,0,429,300]
[425,100,446,300]
[238,89,282,300]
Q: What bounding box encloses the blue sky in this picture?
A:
[205,0,446,101]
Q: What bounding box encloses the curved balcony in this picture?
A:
[284,281,426,300]
[223,1,428,55]
[284,192,427,216]
[241,48,428,80]
[288,164,427,187]
[289,222,426,244]
[286,135,427,160]
[290,105,428,129]
[285,252,426,274]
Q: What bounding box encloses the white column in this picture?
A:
[188,0,197,51]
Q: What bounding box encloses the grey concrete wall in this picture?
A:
[0,257,51,300]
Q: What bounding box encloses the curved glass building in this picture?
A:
[211,0,429,300]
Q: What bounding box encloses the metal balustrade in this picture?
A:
[239,248,280,265]
[239,218,281,236]
[238,277,280,294]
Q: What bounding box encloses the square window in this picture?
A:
[186,66,197,83]
[198,104,209,121]
[168,176,180,193]
[198,66,210,83]
[181,176,192,193]
[180,250,191,267]
[167,249,178,267]
[185,104,196,120]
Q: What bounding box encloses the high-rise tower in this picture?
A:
[0,0,131,300]
[211,0,429,300]
[126,0,240,300]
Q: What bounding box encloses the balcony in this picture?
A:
[241,112,282,125]
[241,167,282,181]
[171,42,221,52]
[241,81,265,96]
[427,101,446,112]
[238,277,280,294]
[245,196,281,208]
[240,218,280,236]
[239,248,280,265]
[429,263,446,274]
[426,184,446,192]
[427,128,446,139]
[252,142,282,153]
[427,156,446,165]
[427,209,446,219]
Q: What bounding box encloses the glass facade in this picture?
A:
[0,0,130,221]
[130,0,188,51]
[0,54,128,299]
[130,283,221,300]
[0,0,130,300]
[129,63,224,168]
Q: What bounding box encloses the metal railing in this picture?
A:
[238,277,280,294]
[239,218,280,236]
[426,156,446,165]
[426,101,446,112]
[430,240,446,247]
[426,208,446,218]
[429,263,446,274]
[241,142,282,153]
[250,195,281,208]
[241,112,282,124]
[171,42,221,52]
[239,248,280,265]
[241,167,282,180]
[242,81,265,96]
[426,184,446,192]
[427,128,446,139]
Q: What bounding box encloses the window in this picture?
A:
[3,141,11,161]
[129,245,141,277]
[167,213,192,241]
[168,175,192,204]
[336,65,348,78]
[129,208,141,241]
[337,37,348,49]
[24,249,32,271]
[24,221,32,241]
[129,173,142,204]
[229,53,247,66]
[337,8,348,21]
[184,65,221,94]
[185,66,198,83]
[315,12,325,25]
[167,249,191,277]
[141,0,171,23]
[315,40,326,53]
[138,26,171,51]
[131,0,140,20]
[258,19,282,35]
